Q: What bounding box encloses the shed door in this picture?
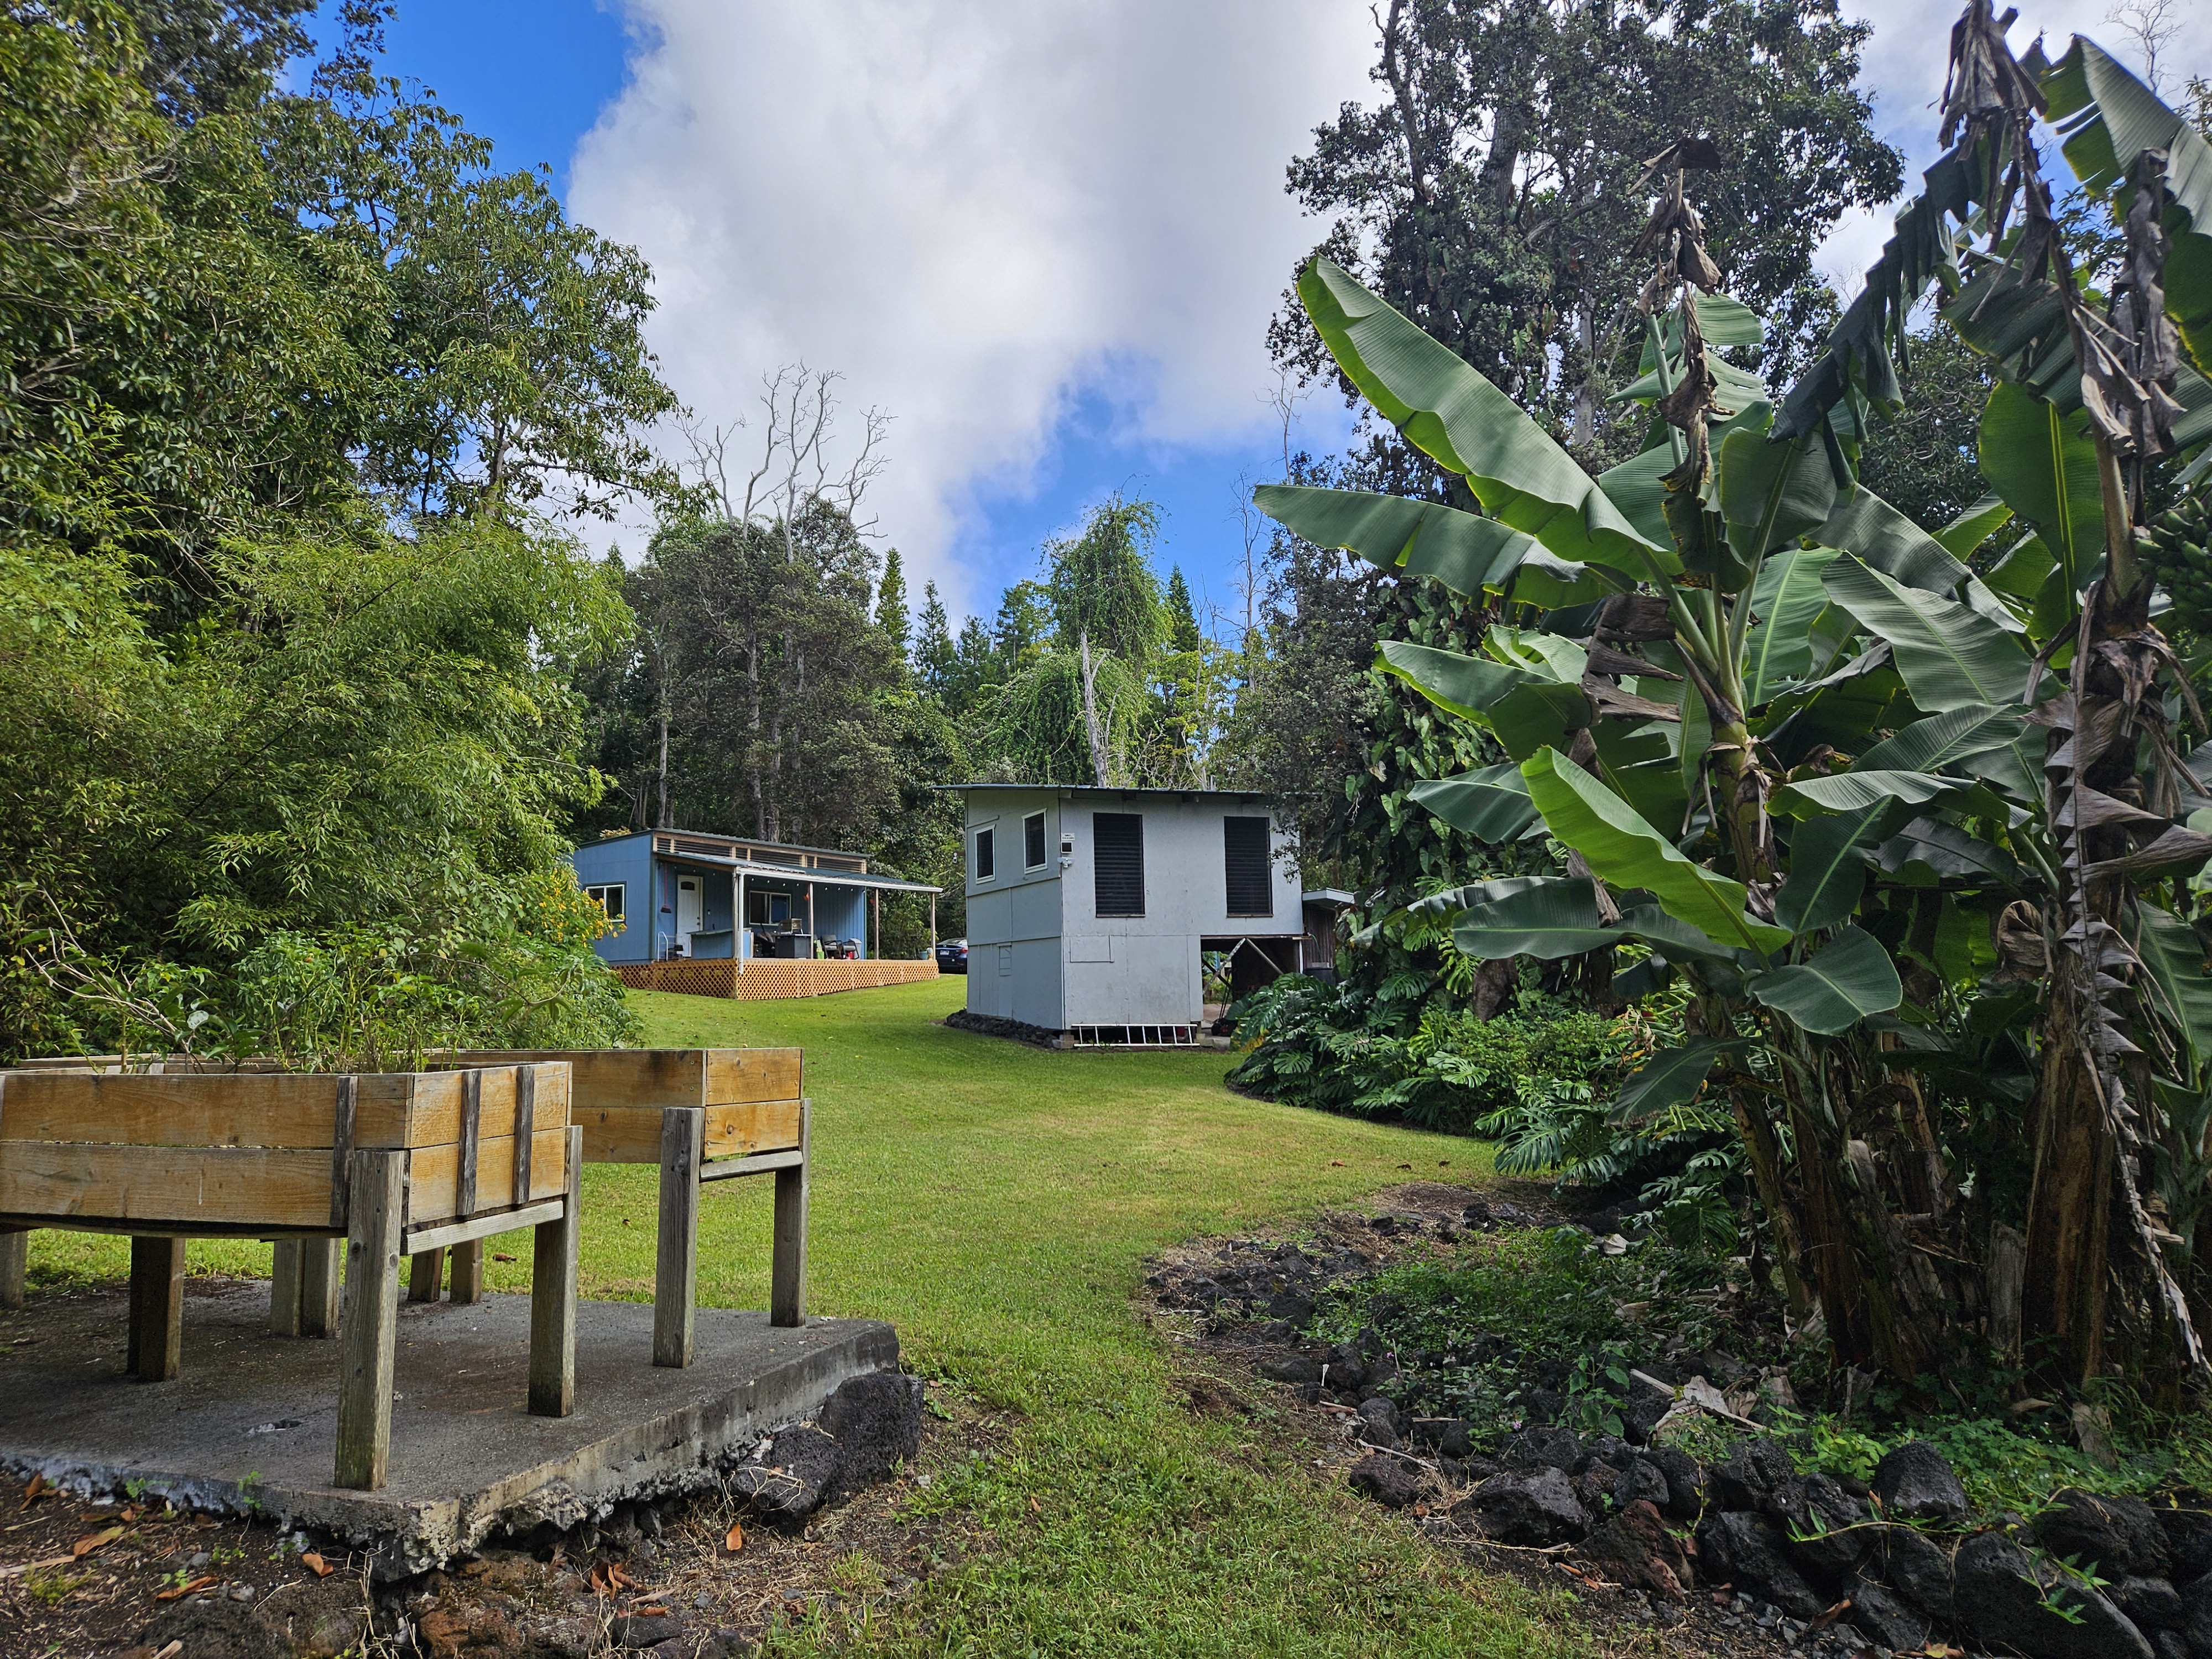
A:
[676,877,702,940]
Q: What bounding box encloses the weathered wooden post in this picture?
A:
[654,1108,703,1368]
[0,1231,27,1309]
[127,1237,186,1381]
[528,1126,582,1416]
[336,1149,405,1490]
[771,1100,810,1327]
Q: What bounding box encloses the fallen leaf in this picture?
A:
[72,1526,124,1558]
[1329,1160,1344,1167]
[723,1523,744,1554]
[493,1253,516,1263]
[300,1552,332,1578]
[587,1564,611,1597]
[608,1562,638,1589]
[1028,1496,1040,1515]
[121,1505,142,1524]
[0,1553,75,1579]
[627,1604,671,1618]
[20,1474,45,1510]
[1811,1597,1851,1630]
[155,1574,218,1602]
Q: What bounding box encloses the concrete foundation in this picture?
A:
[0,1280,897,1574]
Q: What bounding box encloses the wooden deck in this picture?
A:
[615,958,938,999]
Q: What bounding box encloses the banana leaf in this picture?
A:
[1746,926,1903,1034]
[1822,556,2033,713]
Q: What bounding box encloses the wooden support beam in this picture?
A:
[269,1239,304,1337]
[528,1127,581,1417]
[401,1198,563,1256]
[0,1230,23,1309]
[407,1247,444,1304]
[770,1100,810,1328]
[448,1239,484,1305]
[127,1236,186,1381]
[299,1236,340,1338]
[336,1150,404,1491]
[654,1108,703,1368]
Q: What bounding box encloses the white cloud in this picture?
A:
[568,1,1376,613]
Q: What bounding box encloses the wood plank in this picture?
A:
[432,1049,802,1109]
[696,1149,805,1181]
[336,1150,404,1490]
[654,1109,702,1369]
[0,1230,24,1309]
[528,1128,581,1418]
[577,1098,802,1165]
[127,1237,186,1381]
[400,1063,569,1150]
[269,1240,304,1336]
[0,1145,333,1229]
[401,1198,564,1255]
[455,1071,482,1219]
[448,1239,484,1305]
[703,1048,803,1105]
[0,1074,411,1151]
[406,1248,444,1304]
[770,1100,810,1328]
[299,1237,339,1338]
[406,1129,568,1225]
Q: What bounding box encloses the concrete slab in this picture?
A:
[0,1280,897,1573]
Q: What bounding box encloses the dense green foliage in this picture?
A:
[1,2,659,1060]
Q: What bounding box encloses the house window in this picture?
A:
[585,883,625,922]
[1093,812,1145,916]
[1224,817,1273,917]
[1024,811,1047,870]
[974,826,995,881]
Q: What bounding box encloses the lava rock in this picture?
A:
[1459,1466,1591,1546]
[1772,1472,1871,1577]
[2114,1575,2187,1631]
[1953,1529,2154,1659]
[138,1601,291,1659]
[1355,1397,1400,1449]
[1846,1578,1934,1655]
[1694,1511,1826,1620]
[730,1425,842,1519]
[1874,1524,1956,1618]
[1613,1458,1670,1513]
[1571,1465,1613,1518]
[1259,1354,1322,1386]
[1708,1437,1796,1514]
[2179,1568,2212,1655]
[1408,1417,1472,1459]
[1621,1373,1674,1445]
[1582,1499,1693,1601]
[1871,1441,1969,1524]
[2153,1628,2192,1659]
[2159,1510,2212,1584]
[262,1574,373,1658]
[1641,1445,1705,1523]
[1321,1343,1367,1394]
[2036,1489,2172,1580]
[819,1370,926,1495]
[1349,1453,1421,1509]
[1499,1425,1583,1474]
[1523,1387,1564,1424]
[1267,1291,1315,1324]
[612,1611,686,1649]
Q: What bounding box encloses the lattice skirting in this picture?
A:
[615,959,940,1000]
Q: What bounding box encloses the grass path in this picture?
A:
[22,979,1587,1656]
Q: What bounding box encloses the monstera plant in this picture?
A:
[1259,1,2212,1391]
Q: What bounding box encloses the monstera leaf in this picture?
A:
[1298,259,1679,577]
[1521,747,1791,956]
[1746,926,1903,1034]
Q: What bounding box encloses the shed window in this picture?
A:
[1224,817,1273,916]
[585,883,625,921]
[1093,812,1145,916]
[1024,811,1047,869]
[974,826,995,881]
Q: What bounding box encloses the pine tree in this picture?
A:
[1163,566,1202,655]
[915,580,955,701]
[875,546,911,663]
[948,615,998,716]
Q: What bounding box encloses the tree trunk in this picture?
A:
[1078,630,1112,785]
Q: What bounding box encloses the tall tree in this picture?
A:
[914,580,956,701]
[875,546,912,665]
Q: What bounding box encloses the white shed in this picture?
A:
[953,785,1305,1043]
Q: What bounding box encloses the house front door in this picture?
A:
[676,876,702,953]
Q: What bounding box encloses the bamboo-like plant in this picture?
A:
[1259,0,2212,1391]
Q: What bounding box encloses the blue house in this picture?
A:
[567,828,941,965]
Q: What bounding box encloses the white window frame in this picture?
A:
[585,883,627,925]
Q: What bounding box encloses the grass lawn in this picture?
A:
[23,979,1587,1657]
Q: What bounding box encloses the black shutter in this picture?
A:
[1092,812,1145,916]
[1025,811,1047,868]
[1224,816,1272,916]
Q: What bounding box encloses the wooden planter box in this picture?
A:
[426,1050,807,1368]
[0,1065,582,1491]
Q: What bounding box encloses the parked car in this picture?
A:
[933,938,968,974]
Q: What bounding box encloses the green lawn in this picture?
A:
[23,979,1587,1657]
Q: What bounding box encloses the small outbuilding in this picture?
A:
[952,784,1306,1044]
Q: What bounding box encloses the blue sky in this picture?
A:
[340,0,2199,634]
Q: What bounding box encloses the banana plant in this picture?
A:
[1257,5,2212,1390]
